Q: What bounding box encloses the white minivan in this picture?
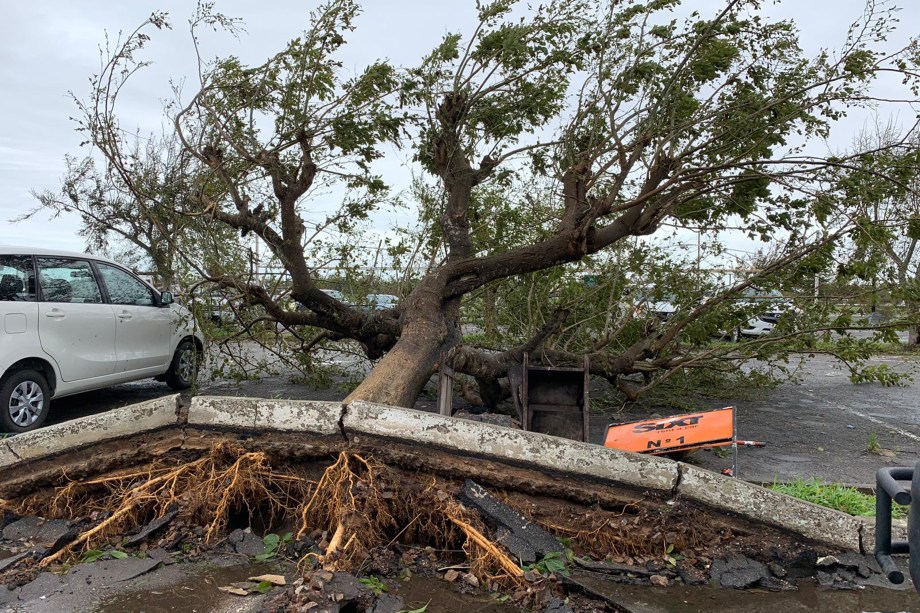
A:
[0,247,204,433]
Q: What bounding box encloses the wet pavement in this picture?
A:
[592,353,920,485]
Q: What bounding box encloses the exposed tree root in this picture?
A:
[446,510,527,589]
[3,443,310,565]
[2,444,716,599]
[296,452,397,571]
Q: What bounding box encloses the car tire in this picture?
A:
[164,340,198,391]
[0,369,51,433]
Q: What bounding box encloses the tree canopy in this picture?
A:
[32,0,920,408]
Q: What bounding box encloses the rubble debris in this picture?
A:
[709,556,771,589]
[759,576,798,592]
[816,555,839,567]
[250,573,286,586]
[0,551,32,573]
[269,569,376,611]
[457,479,563,564]
[573,558,651,577]
[767,562,787,578]
[811,552,883,589]
[369,593,406,613]
[676,564,707,586]
[229,528,268,557]
[123,503,179,546]
[833,552,878,578]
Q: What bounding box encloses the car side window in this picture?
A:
[97,264,155,307]
[0,255,36,302]
[36,258,103,304]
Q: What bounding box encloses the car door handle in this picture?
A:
[45,310,65,319]
[117,311,133,321]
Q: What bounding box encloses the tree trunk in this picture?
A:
[345,320,444,407]
[909,323,919,347]
[346,281,461,407]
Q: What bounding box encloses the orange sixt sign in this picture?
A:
[604,407,734,455]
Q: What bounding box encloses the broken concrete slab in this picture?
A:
[66,555,162,584]
[124,504,179,546]
[369,593,406,613]
[0,557,204,613]
[344,401,679,493]
[0,395,180,468]
[458,479,562,564]
[188,396,342,435]
[8,556,162,607]
[2,516,72,545]
[229,529,266,557]
[0,550,32,572]
[676,462,863,551]
[710,556,770,589]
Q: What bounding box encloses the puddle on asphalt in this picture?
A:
[96,563,273,613]
[95,563,919,613]
[97,566,519,613]
[395,576,520,613]
[607,581,920,613]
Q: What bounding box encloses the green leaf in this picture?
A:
[110,550,129,559]
[359,575,388,595]
[263,533,281,550]
[256,580,274,594]
[81,549,105,563]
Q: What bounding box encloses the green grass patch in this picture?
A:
[770,478,908,518]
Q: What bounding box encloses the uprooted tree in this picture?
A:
[39,0,920,407]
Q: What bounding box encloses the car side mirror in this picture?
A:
[160,291,174,306]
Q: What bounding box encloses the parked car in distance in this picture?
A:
[188,291,235,325]
[364,293,399,311]
[736,287,796,338]
[0,247,204,433]
[629,289,678,321]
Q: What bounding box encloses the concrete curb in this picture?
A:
[858,515,908,554]
[184,397,874,551]
[343,400,679,493]
[0,394,180,468]
[0,395,883,554]
[187,396,342,435]
[676,463,864,551]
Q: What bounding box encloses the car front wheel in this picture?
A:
[1,369,51,433]
[164,340,199,390]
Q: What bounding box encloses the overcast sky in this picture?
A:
[1,0,917,260]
